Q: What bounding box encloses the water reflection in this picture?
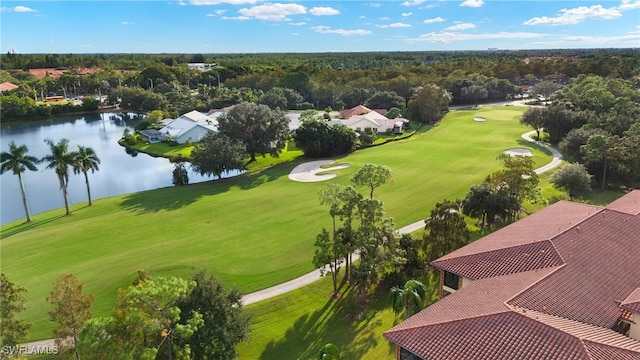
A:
[1,112,237,225]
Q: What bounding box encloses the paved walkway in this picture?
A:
[20,129,563,348]
[244,130,563,305]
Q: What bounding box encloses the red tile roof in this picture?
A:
[29,68,67,79]
[433,240,564,280]
[621,288,640,314]
[606,191,640,216]
[435,200,601,261]
[384,190,640,359]
[0,82,19,92]
[340,105,372,118]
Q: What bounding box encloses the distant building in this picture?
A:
[384,190,640,360]
[331,105,408,134]
[0,82,19,93]
[187,63,217,71]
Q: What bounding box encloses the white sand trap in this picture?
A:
[504,148,533,157]
[288,160,350,182]
[474,116,486,122]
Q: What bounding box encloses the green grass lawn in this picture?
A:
[236,271,441,360]
[1,106,552,341]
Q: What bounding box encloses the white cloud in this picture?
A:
[121,21,134,25]
[206,9,226,16]
[376,22,411,29]
[311,26,372,36]
[402,0,425,6]
[528,32,640,47]
[222,15,250,20]
[523,5,621,26]
[445,22,476,31]
[423,16,445,24]
[369,3,382,8]
[619,0,640,10]
[460,0,484,8]
[379,16,390,21]
[14,6,36,12]
[309,7,339,16]
[191,0,257,5]
[289,21,306,26]
[409,31,544,43]
[402,12,412,17]
[238,3,306,21]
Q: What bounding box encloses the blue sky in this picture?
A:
[1,0,639,53]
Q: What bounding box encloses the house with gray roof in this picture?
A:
[384,190,640,360]
[158,110,219,144]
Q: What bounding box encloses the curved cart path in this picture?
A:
[21,131,562,348]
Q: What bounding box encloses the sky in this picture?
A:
[1,0,639,53]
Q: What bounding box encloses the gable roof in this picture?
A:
[385,190,640,359]
[159,110,218,139]
[0,82,19,92]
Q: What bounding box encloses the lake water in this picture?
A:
[1,112,228,225]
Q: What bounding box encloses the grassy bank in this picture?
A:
[2,106,550,340]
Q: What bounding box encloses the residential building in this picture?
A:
[333,105,408,134]
[384,190,640,360]
[158,110,220,144]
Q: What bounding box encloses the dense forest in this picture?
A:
[1,51,639,190]
[2,48,639,120]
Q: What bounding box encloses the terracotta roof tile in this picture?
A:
[386,268,558,331]
[386,312,590,360]
[435,201,601,261]
[606,190,640,216]
[583,341,640,360]
[509,211,640,328]
[621,288,640,314]
[386,192,640,359]
[0,82,19,91]
[433,240,564,280]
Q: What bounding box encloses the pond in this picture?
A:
[1,112,233,225]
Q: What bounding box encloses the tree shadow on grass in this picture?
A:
[258,280,386,360]
[0,213,67,239]
[118,158,304,214]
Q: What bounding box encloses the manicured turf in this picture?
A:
[236,271,440,359]
[1,106,550,340]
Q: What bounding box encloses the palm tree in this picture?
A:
[42,138,76,215]
[390,279,427,320]
[0,141,40,222]
[73,145,100,206]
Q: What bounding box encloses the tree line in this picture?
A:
[2,48,637,121]
[520,74,640,191]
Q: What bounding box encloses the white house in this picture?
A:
[332,106,409,134]
[159,110,219,144]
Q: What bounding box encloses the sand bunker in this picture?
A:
[473,116,486,122]
[288,160,350,182]
[504,148,533,157]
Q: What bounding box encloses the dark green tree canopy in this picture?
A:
[294,119,357,158]
[0,273,31,347]
[176,271,250,360]
[217,102,289,162]
[191,132,246,178]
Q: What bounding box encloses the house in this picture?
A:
[158,110,219,144]
[335,105,408,134]
[384,190,640,360]
[0,82,19,93]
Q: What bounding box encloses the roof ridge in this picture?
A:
[505,263,566,308]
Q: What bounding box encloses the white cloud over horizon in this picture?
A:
[309,7,340,16]
[524,5,622,26]
[445,22,476,31]
[311,25,372,36]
